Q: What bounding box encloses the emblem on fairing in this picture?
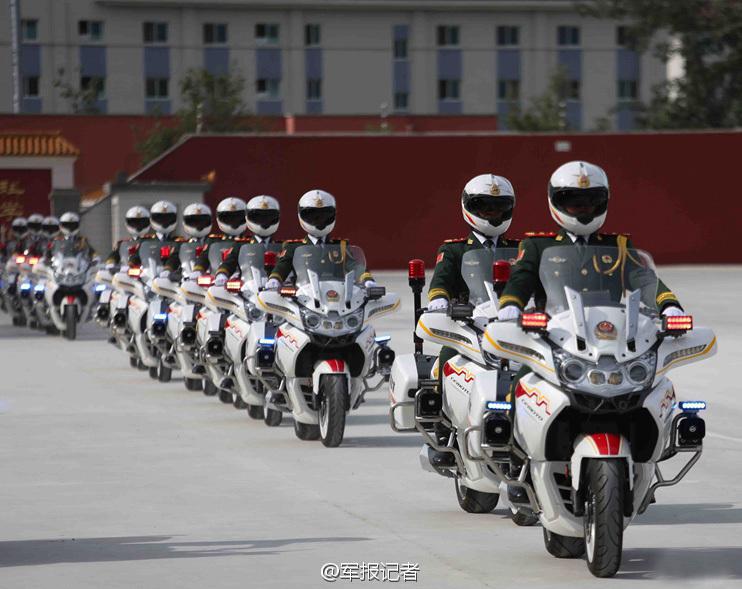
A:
[326,289,339,301]
[595,321,617,340]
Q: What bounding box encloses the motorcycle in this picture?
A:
[44,240,98,340]
[257,243,399,447]
[464,244,714,577]
[2,251,31,326]
[389,248,532,519]
[30,253,61,334]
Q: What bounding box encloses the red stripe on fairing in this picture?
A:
[326,359,345,372]
[590,433,621,455]
[443,362,474,383]
[514,382,526,398]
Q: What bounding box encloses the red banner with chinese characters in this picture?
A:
[0,169,51,234]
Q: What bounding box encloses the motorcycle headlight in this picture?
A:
[301,308,322,329]
[344,309,363,330]
[246,303,264,322]
[626,350,657,386]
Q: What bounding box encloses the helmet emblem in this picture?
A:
[228,202,237,211]
[314,195,324,207]
[578,173,591,188]
[259,199,269,209]
[489,183,501,196]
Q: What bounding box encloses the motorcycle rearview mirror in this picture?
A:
[449,303,474,321]
[366,286,386,300]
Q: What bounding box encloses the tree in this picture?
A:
[53,67,102,114]
[506,67,571,131]
[136,67,264,164]
[579,0,742,129]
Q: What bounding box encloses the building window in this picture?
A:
[256,78,280,99]
[559,79,580,100]
[81,76,106,99]
[618,79,638,101]
[557,26,580,46]
[203,23,228,45]
[497,79,520,101]
[23,76,40,97]
[255,23,279,43]
[305,24,321,46]
[143,22,168,44]
[616,25,638,49]
[437,25,459,47]
[438,79,460,100]
[393,37,408,59]
[307,78,322,100]
[497,26,519,47]
[145,78,169,99]
[21,19,38,41]
[79,20,104,41]
[394,92,409,110]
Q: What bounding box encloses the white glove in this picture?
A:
[265,278,281,290]
[364,279,377,289]
[214,273,228,287]
[661,306,684,317]
[186,270,201,281]
[498,306,522,321]
[158,270,170,280]
[427,298,448,311]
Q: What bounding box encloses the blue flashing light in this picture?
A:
[34,284,45,292]
[95,284,107,293]
[375,335,392,344]
[677,401,707,411]
[259,338,276,347]
[486,401,512,412]
[153,313,168,322]
[20,282,31,291]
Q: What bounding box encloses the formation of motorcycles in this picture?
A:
[1,165,718,579]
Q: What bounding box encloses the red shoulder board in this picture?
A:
[207,233,223,239]
[235,236,251,242]
[524,231,558,238]
[443,237,466,243]
[174,236,186,242]
[284,239,303,243]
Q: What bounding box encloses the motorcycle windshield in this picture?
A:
[293,244,367,288]
[461,248,519,306]
[238,242,282,279]
[178,242,199,266]
[117,240,131,261]
[538,245,659,315]
[208,241,237,272]
[50,239,82,257]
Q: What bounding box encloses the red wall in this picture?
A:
[133,132,742,267]
[0,169,52,229]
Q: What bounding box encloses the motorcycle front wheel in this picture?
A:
[318,375,347,447]
[64,306,77,340]
[584,459,626,577]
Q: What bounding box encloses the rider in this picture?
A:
[50,212,97,258]
[25,213,47,256]
[424,173,520,467]
[41,216,60,241]
[160,202,213,278]
[212,194,281,284]
[127,200,182,267]
[104,205,151,269]
[498,160,683,320]
[264,189,374,289]
[3,217,29,256]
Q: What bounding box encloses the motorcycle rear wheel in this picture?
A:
[455,479,499,513]
[543,528,585,558]
[294,419,320,441]
[318,375,347,447]
[184,378,202,391]
[247,404,264,420]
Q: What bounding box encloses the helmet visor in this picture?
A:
[552,187,608,221]
[151,212,177,228]
[247,209,280,229]
[184,214,212,231]
[217,210,246,230]
[299,206,336,230]
[126,216,150,232]
[61,221,80,232]
[28,221,42,232]
[42,223,59,234]
[464,194,514,223]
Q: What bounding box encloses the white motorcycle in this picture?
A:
[43,241,98,340]
[390,248,533,518]
[465,244,713,577]
[257,244,399,447]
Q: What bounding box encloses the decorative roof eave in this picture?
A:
[0,132,80,157]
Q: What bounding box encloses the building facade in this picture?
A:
[1,0,667,130]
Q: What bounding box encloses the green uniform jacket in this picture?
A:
[215,236,279,277]
[498,229,681,312]
[189,234,250,273]
[428,232,521,303]
[44,235,97,261]
[269,236,373,283]
[128,235,184,268]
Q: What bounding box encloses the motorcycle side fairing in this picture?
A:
[416,313,485,365]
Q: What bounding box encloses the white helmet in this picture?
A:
[183,202,212,238]
[298,189,336,238]
[246,195,280,238]
[216,197,247,236]
[27,213,44,236]
[11,217,28,238]
[42,216,60,238]
[59,211,81,236]
[124,205,151,238]
[150,200,178,235]
[461,174,516,238]
[548,161,609,237]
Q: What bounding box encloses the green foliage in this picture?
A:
[506,67,572,131]
[53,68,101,114]
[579,0,742,129]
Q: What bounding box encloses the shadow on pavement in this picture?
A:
[341,435,422,448]
[634,503,742,525]
[617,546,742,580]
[346,413,395,426]
[0,535,369,568]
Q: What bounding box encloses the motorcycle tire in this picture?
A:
[584,459,625,578]
[184,378,202,391]
[264,407,282,427]
[45,325,58,335]
[293,420,320,441]
[455,479,499,513]
[148,366,158,379]
[137,359,147,371]
[247,404,264,420]
[203,380,217,396]
[233,396,248,410]
[318,375,347,447]
[543,528,585,558]
[64,306,77,340]
[218,390,233,404]
[158,362,172,383]
[511,507,539,527]
[129,356,138,368]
